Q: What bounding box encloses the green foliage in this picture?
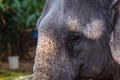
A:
[12,0,45,28]
[0,0,45,56]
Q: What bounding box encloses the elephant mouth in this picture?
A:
[79,63,102,78]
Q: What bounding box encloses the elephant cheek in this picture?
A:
[33,36,78,80]
[79,65,102,77]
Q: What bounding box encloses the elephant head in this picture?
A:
[33,0,120,80]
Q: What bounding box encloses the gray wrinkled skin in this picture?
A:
[33,0,120,80]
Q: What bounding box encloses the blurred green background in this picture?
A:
[0,0,45,79]
[0,0,45,59]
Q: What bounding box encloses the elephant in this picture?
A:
[33,0,120,80]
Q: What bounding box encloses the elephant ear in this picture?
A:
[110,0,120,64]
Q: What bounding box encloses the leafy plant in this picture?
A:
[0,0,45,58]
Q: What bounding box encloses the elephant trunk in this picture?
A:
[33,35,79,80]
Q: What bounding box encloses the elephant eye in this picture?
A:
[69,35,79,41]
[68,34,80,42]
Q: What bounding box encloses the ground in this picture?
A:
[0,60,34,80]
[0,47,35,80]
[0,60,34,72]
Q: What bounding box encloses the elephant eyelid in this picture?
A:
[67,33,81,42]
[68,35,80,41]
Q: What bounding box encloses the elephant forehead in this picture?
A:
[83,19,105,40]
[65,17,105,39]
